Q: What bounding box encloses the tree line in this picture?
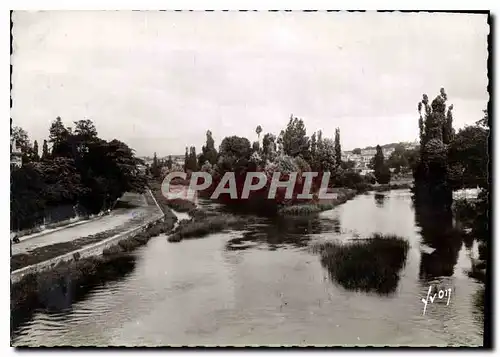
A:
[411,88,489,261]
[11,117,146,231]
[148,114,393,210]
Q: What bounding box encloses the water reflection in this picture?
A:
[374,193,386,208]
[415,204,463,280]
[11,255,136,336]
[225,215,343,251]
[12,189,485,347]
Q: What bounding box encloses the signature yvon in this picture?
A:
[421,285,452,315]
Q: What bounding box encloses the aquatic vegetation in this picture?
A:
[278,189,357,216]
[319,234,410,295]
[168,214,252,242]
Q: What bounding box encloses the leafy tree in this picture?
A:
[11,126,34,164]
[256,125,262,141]
[448,124,488,190]
[262,133,277,162]
[387,144,409,174]
[11,117,148,230]
[40,157,84,207]
[49,117,71,157]
[316,138,336,172]
[188,146,198,172]
[217,136,252,174]
[352,148,362,155]
[74,119,98,138]
[282,115,309,158]
[334,127,342,168]
[252,141,260,153]
[41,140,50,161]
[341,160,356,170]
[414,88,454,205]
[184,147,189,172]
[32,140,40,162]
[10,164,46,230]
[166,155,173,170]
[373,145,391,184]
[199,130,218,167]
[151,152,161,178]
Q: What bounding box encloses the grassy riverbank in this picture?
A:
[11,187,179,321]
[11,214,149,271]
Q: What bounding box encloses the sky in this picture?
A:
[11,11,489,156]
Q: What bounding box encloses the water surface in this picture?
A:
[12,189,484,346]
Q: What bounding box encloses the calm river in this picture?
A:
[11,189,484,346]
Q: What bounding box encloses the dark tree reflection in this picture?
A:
[225,215,343,251]
[11,256,136,336]
[415,203,463,280]
[374,193,386,208]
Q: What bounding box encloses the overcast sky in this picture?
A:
[12,11,488,156]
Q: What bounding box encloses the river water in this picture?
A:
[11,189,484,346]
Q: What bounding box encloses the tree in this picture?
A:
[341,160,356,170]
[334,127,342,168]
[41,140,50,161]
[262,133,277,162]
[352,148,362,155]
[282,115,309,158]
[448,124,488,190]
[217,136,252,174]
[252,141,260,152]
[316,138,336,172]
[11,164,46,230]
[11,126,35,164]
[74,119,98,138]
[49,117,71,157]
[166,155,173,170]
[256,125,262,141]
[199,130,218,167]
[387,144,409,174]
[188,146,198,172]
[151,152,161,178]
[373,145,391,184]
[414,88,454,206]
[184,147,189,172]
[32,140,40,162]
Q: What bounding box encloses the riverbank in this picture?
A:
[149,180,197,212]
[11,189,178,318]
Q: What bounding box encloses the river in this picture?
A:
[11,189,484,346]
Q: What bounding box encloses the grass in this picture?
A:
[167,210,260,243]
[11,214,147,271]
[148,180,196,213]
[168,214,245,242]
[318,233,410,295]
[278,189,357,216]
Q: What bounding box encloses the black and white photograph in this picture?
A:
[9,9,491,347]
